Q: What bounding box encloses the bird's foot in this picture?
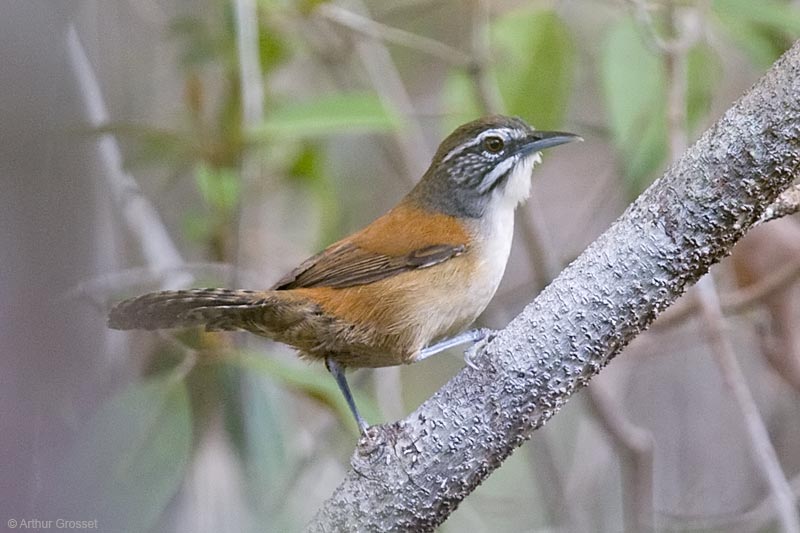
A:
[464,328,496,370]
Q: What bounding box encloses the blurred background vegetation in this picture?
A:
[4,0,800,531]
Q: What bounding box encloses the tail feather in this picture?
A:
[108,288,267,331]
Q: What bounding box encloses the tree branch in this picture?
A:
[308,40,800,532]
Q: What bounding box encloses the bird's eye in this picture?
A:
[483,136,504,153]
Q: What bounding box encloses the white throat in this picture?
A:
[497,151,540,210]
[475,151,541,296]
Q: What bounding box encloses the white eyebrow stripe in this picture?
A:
[440,128,512,163]
[477,154,517,193]
[441,137,481,163]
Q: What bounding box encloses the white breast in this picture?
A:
[468,151,541,316]
[411,151,541,348]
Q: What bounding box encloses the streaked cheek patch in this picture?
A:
[477,156,518,194]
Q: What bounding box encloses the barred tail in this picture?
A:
[108,288,268,331]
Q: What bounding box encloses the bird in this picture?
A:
[108,115,580,432]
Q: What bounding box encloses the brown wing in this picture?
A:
[272,241,466,289]
[272,202,472,290]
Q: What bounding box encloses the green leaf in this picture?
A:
[194,163,241,214]
[251,92,398,139]
[288,143,324,185]
[59,372,192,532]
[713,0,800,65]
[601,17,667,196]
[491,8,575,129]
[229,352,381,433]
[258,26,288,74]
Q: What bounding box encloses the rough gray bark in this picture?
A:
[308,41,800,532]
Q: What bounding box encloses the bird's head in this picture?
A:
[411,115,580,218]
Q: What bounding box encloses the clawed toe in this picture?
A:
[463,328,496,369]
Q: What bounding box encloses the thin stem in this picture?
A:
[587,381,655,532]
[518,208,564,293]
[234,0,267,272]
[656,471,800,531]
[665,40,688,160]
[467,0,504,115]
[316,3,471,67]
[318,0,432,182]
[654,258,800,329]
[695,277,800,533]
[67,26,189,288]
[235,0,265,129]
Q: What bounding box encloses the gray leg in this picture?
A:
[417,328,492,362]
[326,357,368,433]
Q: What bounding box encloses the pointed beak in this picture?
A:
[518,130,582,156]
